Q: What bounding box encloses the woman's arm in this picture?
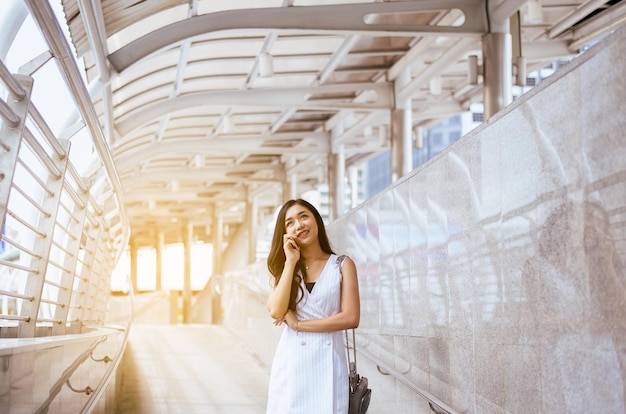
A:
[284,256,360,332]
[267,258,298,320]
[267,234,301,320]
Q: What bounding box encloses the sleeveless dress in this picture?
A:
[266,254,349,414]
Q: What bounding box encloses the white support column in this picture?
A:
[391,67,413,182]
[156,231,164,291]
[483,1,513,120]
[328,152,336,222]
[246,189,258,264]
[290,173,298,201]
[213,210,223,277]
[183,220,193,323]
[285,156,297,201]
[280,165,291,204]
[349,166,359,209]
[129,235,138,294]
[328,147,345,221]
[337,144,346,215]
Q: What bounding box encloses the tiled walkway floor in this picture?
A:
[116,323,269,413]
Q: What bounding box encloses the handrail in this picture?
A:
[356,344,462,414]
[35,335,108,414]
[80,321,131,413]
[81,275,135,413]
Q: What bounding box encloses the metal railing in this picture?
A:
[0,4,128,339]
[0,3,131,411]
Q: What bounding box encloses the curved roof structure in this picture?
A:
[58,0,626,246]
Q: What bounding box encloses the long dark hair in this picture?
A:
[267,199,334,311]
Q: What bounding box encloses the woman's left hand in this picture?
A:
[272,310,300,330]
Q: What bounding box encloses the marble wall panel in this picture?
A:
[328,24,626,413]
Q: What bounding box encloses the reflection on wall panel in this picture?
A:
[328,25,626,414]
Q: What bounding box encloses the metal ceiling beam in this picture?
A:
[397,37,477,101]
[123,172,279,189]
[119,163,282,179]
[412,100,466,120]
[113,131,328,154]
[116,83,393,135]
[490,0,530,25]
[333,111,389,145]
[567,1,626,51]
[108,0,488,73]
[76,0,117,144]
[113,137,329,172]
[115,133,329,167]
[549,0,612,39]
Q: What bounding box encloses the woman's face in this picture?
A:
[284,204,318,246]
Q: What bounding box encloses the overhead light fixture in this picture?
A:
[259,52,274,77]
[468,55,480,85]
[429,76,442,95]
[222,114,233,134]
[527,0,543,23]
[192,153,204,168]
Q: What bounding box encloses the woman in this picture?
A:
[266,199,360,414]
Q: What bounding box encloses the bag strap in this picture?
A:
[344,327,358,369]
[337,255,359,376]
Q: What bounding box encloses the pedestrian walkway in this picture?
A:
[116,323,270,414]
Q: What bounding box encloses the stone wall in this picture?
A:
[328,24,626,413]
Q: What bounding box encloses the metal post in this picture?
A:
[155,231,164,291]
[334,144,346,219]
[349,166,359,209]
[213,211,223,277]
[182,220,192,323]
[130,236,138,294]
[289,173,298,200]
[482,32,512,120]
[391,67,413,181]
[328,121,346,221]
[390,107,412,182]
[327,152,336,222]
[246,191,257,264]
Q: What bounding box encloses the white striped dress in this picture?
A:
[266,254,349,414]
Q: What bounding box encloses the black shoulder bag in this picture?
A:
[345,328,372,414]
[336,254,372,414]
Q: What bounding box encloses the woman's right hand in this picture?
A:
[283,234,300,263]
